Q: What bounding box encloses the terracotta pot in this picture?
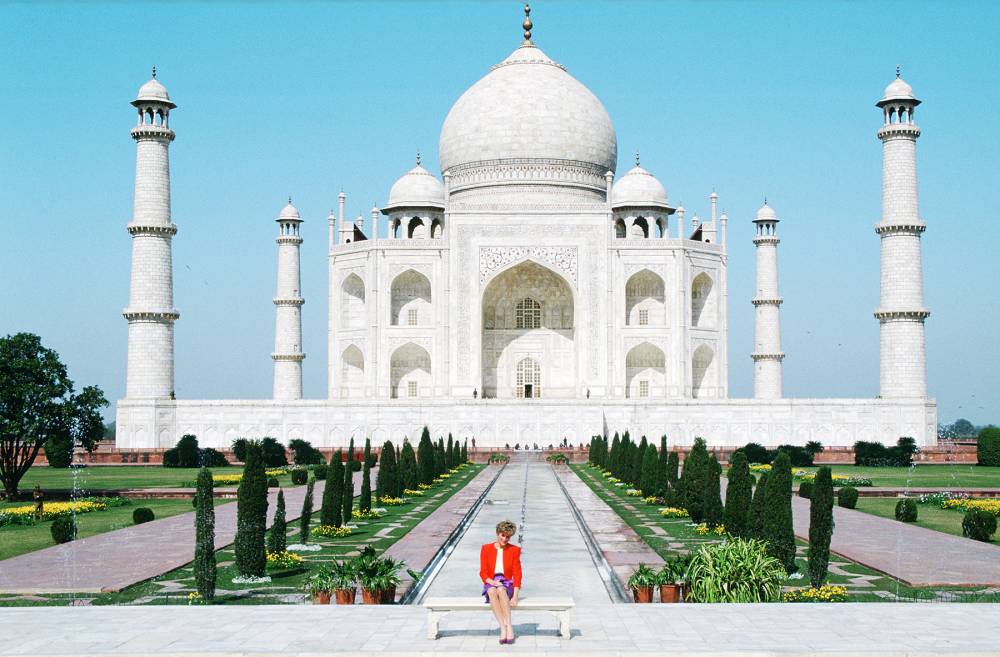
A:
[334,588,356,605]
[311,591,331,605]
[632,585,654,603]
[381,585,397,604]
[659,583,681,603]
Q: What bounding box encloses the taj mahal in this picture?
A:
[115,9,936,449]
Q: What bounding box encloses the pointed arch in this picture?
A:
[390,342,431,399]
[626,342,665,399]
[408,216,426,239]
[341,273,365,328]
[614,218,627,239]
[431,217,444,239]
[630,216,649,239]
[691,272,715,328]
[390,269,431,326]
[340,345,364,397]
[625,269,665,326]
[692,344,715,398]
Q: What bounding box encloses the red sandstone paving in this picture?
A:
[0,472,363,594]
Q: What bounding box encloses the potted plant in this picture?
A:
[627,563,657,603]
[657,555,692,603]
[303,567,335,604]
[329,559,358,605]
[354,546,404,604]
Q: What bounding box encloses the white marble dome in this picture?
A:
[384,164,446,210]
[756,203,777,221]
[278,201,301,221]
[879,76,919,106]
[438,44,617,175]
[611,165,669,209]
[134,77,176,108]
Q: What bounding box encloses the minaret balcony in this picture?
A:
[875,222,925,235]
[276,235,303,246]
[752,235,780,246]
[877,123,920,140]
[127,223,177,236]
[271,353,306,362]
[273,297,305,307]
[874,308,930,321]
[130,125,176,141]
[122,308,180,321]
[751,352,785,362]
[751,297,783,307]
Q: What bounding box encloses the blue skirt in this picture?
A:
[482,573,514,602]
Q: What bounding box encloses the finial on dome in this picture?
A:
[288,195,292,204]
[416,150,421,166]
[635,151,640,167]
[522,4,533,44]
[896,65,901,79]
[152,65,157,79]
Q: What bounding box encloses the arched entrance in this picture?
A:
[481,260,574,399]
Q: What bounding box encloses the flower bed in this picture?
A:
[0,497,130,527]
[659,507,689,519]
[625,488,642,497]
[782,584,848,602]
[942,498,1000,516]
[694,523,726,536]
[402,489,424,497]
[313,524,354,538]
[212,468,288,486]
[266,550,304,570]
[377,496,405,506]
[353,508,386,520]
[417,483,432,490]
[749,464,771,472]
[794,470,873,487]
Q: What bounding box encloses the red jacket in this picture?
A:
[480,542,522,588]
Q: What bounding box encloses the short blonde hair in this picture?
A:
[496,520,516,537]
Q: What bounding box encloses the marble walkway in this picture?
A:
[0,603,998,655]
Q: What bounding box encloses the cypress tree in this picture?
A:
[666,451,679,489]
[808,466,835,588]
[657,436,669,495]
[446,434,454,468]
[376,440,395,498]
[342,447,354,523]
[762,451,797,573]
[193,467,216,600]
[681,437,709,523]
[234,440,268,577]
[436,438,446,475]
[321,450,344,527]
[632,436,648,486]
[401,440,419,490]
[610,433,620,474]
[462,438,468,464]
[347,437,356,467]
[360,438,373,511]
[724,450,753,538]
[298,478,315,543]
[453,440,461,468]
[748,470,768,539]
[639,444,659,497]
[418,428,435,484]
[267,489,287,554]
[703,455,725,528]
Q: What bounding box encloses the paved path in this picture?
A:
[1,604,998,655]
[426,460,613,604]
[0,472,363,594]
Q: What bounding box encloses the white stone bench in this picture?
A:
[423,596,574,639]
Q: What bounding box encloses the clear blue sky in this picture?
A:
[1,1,997,427]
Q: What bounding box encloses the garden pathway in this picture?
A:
[0,471,364,594]
[1,603,998,655]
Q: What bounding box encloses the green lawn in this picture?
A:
[572,464,1000,603]
[854,497,999,543]
[0,498,222,561]
[15,465,302,492]
[763,464,1000,488]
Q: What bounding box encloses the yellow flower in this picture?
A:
[266,550,304,569]
[377,496,405,506]
[402,489,424,496]
[660,507,689,518]
[783,584,848,602]
[312,525,352,538]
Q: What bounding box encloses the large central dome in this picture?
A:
[439,43,617,195]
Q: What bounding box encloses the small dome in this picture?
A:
[611,165,669,209]
[755,203,777,221]
[878,75,919,107]
[278,201,301,221]
[133,76,176,108]
[384,164,445,211]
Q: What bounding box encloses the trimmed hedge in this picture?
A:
[313,464,328,480]
[267,476,279,488]
[51,516,77,543]
[894,498,918,522]
[962,509,997,542]
[977,426,1000,467]
[290,469,308,485]
[798,481,813,499]
[838,486,859,509]
[132,507,155,524]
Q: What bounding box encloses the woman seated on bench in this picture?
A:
[480,520,522,645]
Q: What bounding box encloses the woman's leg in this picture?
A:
[496,587,514,639]
[486,587,505,637]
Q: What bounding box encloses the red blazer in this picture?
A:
[480,542,522,588]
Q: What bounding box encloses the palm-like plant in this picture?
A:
[684,538,785,603]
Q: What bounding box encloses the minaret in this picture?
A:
[272,199,305,400]
[876,69,928,398]
[752,202,784,399]
[124,68,179,399]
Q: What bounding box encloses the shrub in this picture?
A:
[313,464,328,480]
[978,426,1000,467]
[321,451,344,527]
[290,469,308,485]
[640,444,659,497]
[854,437,917,467]
[43,435,74,468]
[748,470,768,540]
[685,538,786,602]
[342,447,355,524]
[231,438,248,462]
[163,434,201,468]
[962,509,997,542]
[132,507,155,524]
[162,448,179,467]
[399,441,419,492]
[260,437,288,467]
[234,440,269,577]
[359,438,373,513]
[194,467,216,600]
[762,451,796,573]
[288,438,324,466]
[299,478,315,544]
[376,440,398,500]
[703,455,724,528]
[418,427,436,485]
[838,486,859,509]
[741,442,771,465]
[267,476,279,488]
[267,490,287,554]
[199,447,229,467]
[724,450,753,538]
[808,467,834,588]
[804,441,824,458]
[776,445,814,468]
[681,438,710,523]
[51,516,77,544]
[895,498,918,522]
[798,481,813,499]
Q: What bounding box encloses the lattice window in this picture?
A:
[638,309,649,326]
[408,308,418,326]
[515,358,541,398]
[515,298,541,329]
[407,381,418,398]
[639,380,649,398]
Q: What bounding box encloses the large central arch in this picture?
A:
[481,260,575,399]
